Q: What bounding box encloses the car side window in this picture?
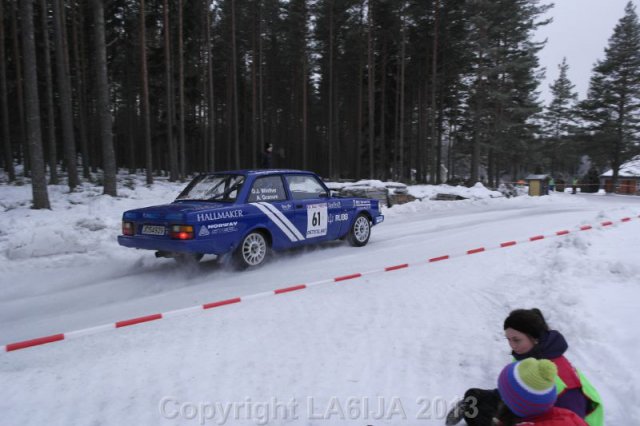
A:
[247,175,287,203]
[285,175,328,200]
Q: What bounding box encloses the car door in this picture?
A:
[284,174,343,242]
[247,174,304,248]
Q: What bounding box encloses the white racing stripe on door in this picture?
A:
[251,203,300,242]
[259,202,306,241]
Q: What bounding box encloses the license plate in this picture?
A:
[141,225,166,236]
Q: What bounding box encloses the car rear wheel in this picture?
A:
[347,214,371,247]
[234,231,269,269]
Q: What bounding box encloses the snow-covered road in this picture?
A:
[1,191,637,345]
[1,183,639,425]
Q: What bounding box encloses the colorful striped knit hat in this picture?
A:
[497,358,558,418]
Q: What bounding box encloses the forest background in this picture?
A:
[2,0,640,208]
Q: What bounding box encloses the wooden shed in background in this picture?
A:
[525,174,550,196]
[600,156,640,195]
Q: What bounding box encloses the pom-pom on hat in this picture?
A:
[497,358,558,418]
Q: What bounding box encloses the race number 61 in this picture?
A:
[306,203,328,237]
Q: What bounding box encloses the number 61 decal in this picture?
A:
[306,203,328,238]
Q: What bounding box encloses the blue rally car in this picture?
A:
[118,169,384,268]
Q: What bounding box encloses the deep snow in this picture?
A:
[1,174,639,425]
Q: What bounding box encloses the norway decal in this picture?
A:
[306,203,328,238]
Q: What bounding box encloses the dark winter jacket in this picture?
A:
[512,330,588,419]
[510,407,587,425]
[260,150,273,168]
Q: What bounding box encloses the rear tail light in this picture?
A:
[122,221,134,236]
[170,225,194,240]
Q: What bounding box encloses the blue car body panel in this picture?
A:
[117,170,384,256]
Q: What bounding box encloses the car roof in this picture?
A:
[204,169,316,177]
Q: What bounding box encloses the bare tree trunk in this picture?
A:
[139,0,153,184]
[356,11,365,179]
[225,65,232,169]
[38,0,57,184]
[10,0,27,172]
[163,0,177,181]
[399,7,406,181]
[205,1,215,171]
[20,0,50,208]
[431,0,440,183]
[124,66,136,174]
[0,0,15,181]
[328,0,334,177]
[52,0,78,189]
[379,38,387,179]
[367,0,375,179]
[258,3,265,152]
[71,1,89,179]
[231,0,240,169]
[91,0,117,196]
[302,51,308,170]
[178,0,186,178]
[251,2,258,168]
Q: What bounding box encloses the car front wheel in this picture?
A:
[234,231,269,269]
[347,214,371,247]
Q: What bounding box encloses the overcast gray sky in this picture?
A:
[535,0,637,105]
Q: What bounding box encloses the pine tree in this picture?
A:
[581,1,640,191]
[465,0,550,185]
[544,58,579,175]
[52,0,79,190]
[20,0,50,208]
[0,0,16,181]
[91,0,117,196]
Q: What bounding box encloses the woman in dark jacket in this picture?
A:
[446,309,602,426]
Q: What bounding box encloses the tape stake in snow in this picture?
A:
[274,284,307,295]
[500,241,517,248]
[385,264,409,272]
[556,230,570,236]
[601,221,613,227]
[621,217,631,222]
[580,225,593,231]
[429,255,450,263]
[6,334,65,352]
[115,314,163,328]
[203,298,241,310]
[530,235,545,242]
[334,273,362,282]
[467,248,485,255]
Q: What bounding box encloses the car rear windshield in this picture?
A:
[176,174,245,202]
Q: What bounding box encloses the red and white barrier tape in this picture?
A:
[3,214,639,353]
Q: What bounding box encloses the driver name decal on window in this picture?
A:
[251,187,280,201]
[306,203,328,238]
[248,176,286,202]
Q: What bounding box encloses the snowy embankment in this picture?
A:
[1,175,639,425]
